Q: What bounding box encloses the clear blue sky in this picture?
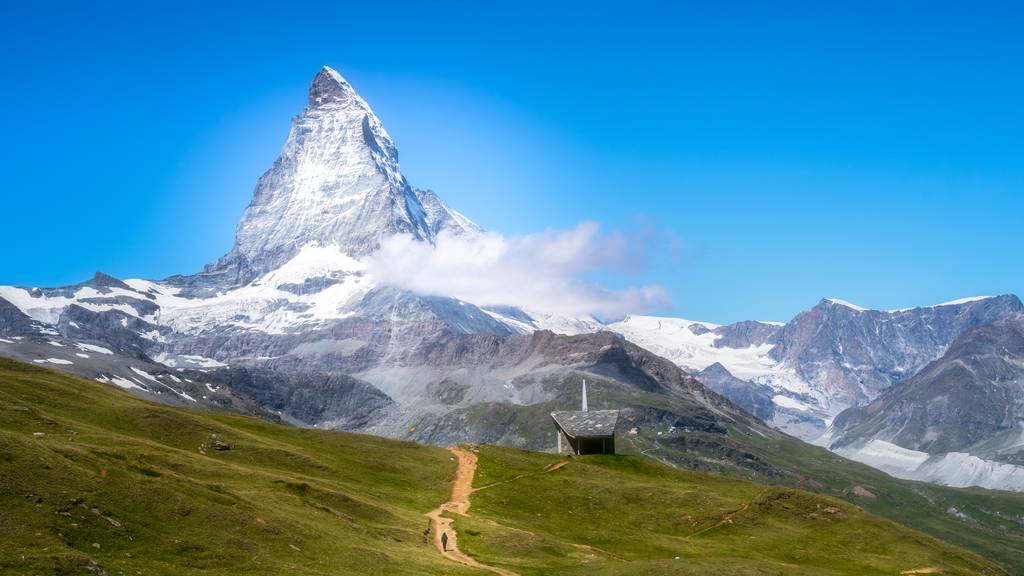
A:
[1,1,1022,323]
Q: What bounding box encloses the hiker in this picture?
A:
[441,531,449,552]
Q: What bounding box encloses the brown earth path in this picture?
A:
[426,446,519,576]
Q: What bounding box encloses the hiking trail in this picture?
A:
[426,447,572,575]
[426,446,518,576]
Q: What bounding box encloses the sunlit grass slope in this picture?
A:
[459,446,1004,575]
[0,358,470,576]
[0,359,1007,575]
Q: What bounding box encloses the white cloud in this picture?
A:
[364,222,670,318]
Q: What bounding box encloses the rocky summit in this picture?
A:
[206,66,481,286]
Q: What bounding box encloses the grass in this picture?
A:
[458,446,1004,575]
[448,374,1024,573]
[0,358,1011,575]
[653,424,1024,573]
[0,358,473,576]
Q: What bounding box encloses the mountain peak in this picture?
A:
[308,65,359,106]
[199,66,481,285]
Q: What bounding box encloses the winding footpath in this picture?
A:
[426,446,519,576]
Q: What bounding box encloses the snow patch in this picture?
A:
[153,352,226,369]
[95,374,144,391]
[0,285,156,324]
[76,343,114,355]
[33,357,74,365]
[130,367,160,383]
[835,439,930,473]
[608,315,775,380]
[835,440,1024,492]
[772,395,812,412]
[824,299,867,312]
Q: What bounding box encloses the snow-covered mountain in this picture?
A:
[206,66,480,286]
[2,65,1022,492]
[0,66,614,437]
[606,296,1023,442]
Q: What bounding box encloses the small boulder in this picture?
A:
[849,486,876,499]
[207,434,231,451]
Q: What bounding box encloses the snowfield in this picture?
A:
[835,439,1024,492]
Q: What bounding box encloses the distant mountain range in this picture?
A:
[827,314,1024,490]
[610,296,1024,490]
[1,66,1021,493]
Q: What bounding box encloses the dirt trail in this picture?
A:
[686,488,769,539]
[473,459,571,493]
[426,447,519,576]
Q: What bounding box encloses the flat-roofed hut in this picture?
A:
[551,380,618,455]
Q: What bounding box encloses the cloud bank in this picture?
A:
[364,222,670,319]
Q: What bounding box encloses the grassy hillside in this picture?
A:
[622,422,1024,573]
[0,358,469,576]
[437,376,1024,572]
[460,447,1001,575]
[0,359,1008,575]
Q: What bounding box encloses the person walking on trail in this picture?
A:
[441,531,449,552]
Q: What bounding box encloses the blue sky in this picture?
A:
[1,1,1021,323]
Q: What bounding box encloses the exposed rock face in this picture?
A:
[195,366,393,429]
[0,297,49,337]
[56,305,165,358]
[825,316,1024,491]
[830,316,1024,453]
[712,320,781,349]
[770,296,1024,409]
[696,362,775,422]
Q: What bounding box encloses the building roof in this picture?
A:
[551,410,619,438]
